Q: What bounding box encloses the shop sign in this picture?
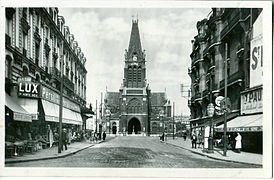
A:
[241,88,263,115]
[41,86,60,104]
[215,126,262,132]
[18,82,40,98]
[250,12,263,88]
[41,86,80,112]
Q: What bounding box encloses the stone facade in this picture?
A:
[188,8,262,133]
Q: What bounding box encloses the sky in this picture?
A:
[59,8,211,116]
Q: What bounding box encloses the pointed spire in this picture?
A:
[128,17,142,58]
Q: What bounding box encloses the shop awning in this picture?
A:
[18,98,38,120]
[215,114,262,132]
[42,100,82,125]
[63,108,83,125]
[5,93,32,122]
[42,100,60,122]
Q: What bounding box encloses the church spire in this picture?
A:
[128,17,142,58]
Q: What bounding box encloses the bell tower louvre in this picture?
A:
[104,18,171,136]
[123,19,146,88]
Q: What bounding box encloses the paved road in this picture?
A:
[6,136,261,168]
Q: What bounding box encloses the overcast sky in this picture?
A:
[59,8,211,116]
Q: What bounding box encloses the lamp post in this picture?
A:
[207,103,214,153]
[106,109,111,134]
[159,109,164,140]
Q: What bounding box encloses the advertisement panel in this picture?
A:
[241,87,263,115]
[18,81,40,98]
[250,12,263,88]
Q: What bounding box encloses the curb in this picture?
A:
[5,137,115,164]
[5,142,99,164]
[166,142,262,167]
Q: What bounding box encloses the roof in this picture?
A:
[128,20,142,57]
[104,92,120,114]
[151,92,167,106]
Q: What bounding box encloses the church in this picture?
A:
[104,19,171,135]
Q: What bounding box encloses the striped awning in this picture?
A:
[5,93,32,122]
[215,114,262,132]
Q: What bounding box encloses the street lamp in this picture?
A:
[159,109,164,140]
[207,103,214,153]
[105,109,111,134]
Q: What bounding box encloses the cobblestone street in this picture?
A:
[6,136,261,168]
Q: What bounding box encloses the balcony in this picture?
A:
[202,89,209,98]
[220,10,244,40]
[21,14,30,34]
[34,26,41,42]
[44,38,51,56]
[63,75,74,91]
[220,71,244,88]
[52,48,58,60]
[35,58,39,66]
[5,34,11,46]
[203,36,218,56]
[23,48,27,56]
[50,67,61,79]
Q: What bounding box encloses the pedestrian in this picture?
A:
[61,128,68,151]
[183,132,187,141]
[197,132,203,148]
[235,132,242,153]
[191,133,197,149]
[161,132,165,142]
[103,131,106,141]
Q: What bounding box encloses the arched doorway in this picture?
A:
[112,122,117,134]
[128,118,141,134]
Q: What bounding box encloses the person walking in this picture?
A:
[197,132,203,148]
[191,133,197,149]
[103,131,106,141]
[61,128,68,151]
[235,132,242,153]
[183,131,187,141]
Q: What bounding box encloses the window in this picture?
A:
[5,17,12,36]
[127,98,142,114]
[22,66,29,77]
[35,43,39,65]
[5,56,12,79]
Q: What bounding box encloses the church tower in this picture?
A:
[123,19,146,88]
[104,18,170,136]
[119,18,149,135]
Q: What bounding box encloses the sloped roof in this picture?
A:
[128,20,142,57]
[151,92,167,106]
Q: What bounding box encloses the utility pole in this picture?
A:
[95,99,97,133]
[172,102,175,140]
[223,43,228,156]
[58,41,64,154]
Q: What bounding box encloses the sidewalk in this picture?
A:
[164,137,262,166]
[5,137,113,164]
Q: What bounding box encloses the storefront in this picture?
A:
[6,77,83,141]
[5,93,32,141]
[215,86,263,154]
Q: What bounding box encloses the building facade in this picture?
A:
[5,8,88,142]
[104,19,171,135]
[189,8,263,153]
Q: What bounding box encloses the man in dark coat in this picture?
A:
[103,131,106,141]
[61,128,68,151]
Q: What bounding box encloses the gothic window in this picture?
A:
[137,66,142,87]
[127,98,142,114]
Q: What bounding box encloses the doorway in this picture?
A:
[112,122,117,134]
[128,118,141,134]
